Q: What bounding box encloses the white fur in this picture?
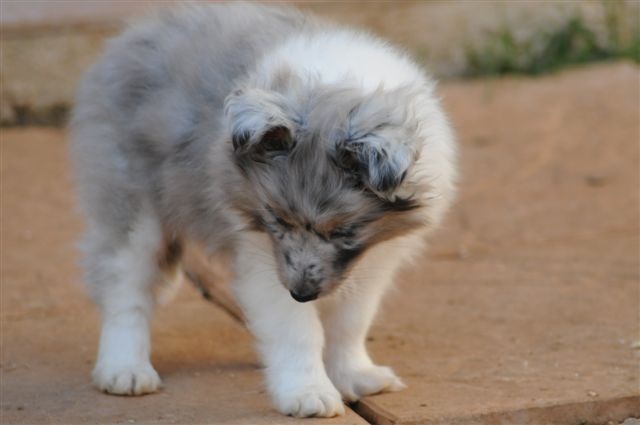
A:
[257,31,426,94]
[231,231,425,415]
[232,232,345,417]
[319,236,421,401]
[90,209,163,395]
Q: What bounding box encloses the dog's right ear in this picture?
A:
[225,88,294,158]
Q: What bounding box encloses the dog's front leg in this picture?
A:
[232,232,344,418]
[320,242,409,401]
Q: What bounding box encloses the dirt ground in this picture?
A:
[1,62,639,424]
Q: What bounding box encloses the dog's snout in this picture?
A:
[290,287,319,303]
[289,265,323,302]
[302,264,321,281]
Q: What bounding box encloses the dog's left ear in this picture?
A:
[336,136,414,194]
[335,89,420,195]
[224,87,294,157]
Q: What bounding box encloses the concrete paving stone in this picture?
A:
[1,62,639,425]
[190,62,640,424]
[0,129,366,425]
[345,62,640,424]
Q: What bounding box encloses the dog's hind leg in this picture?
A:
[83,204,168,395]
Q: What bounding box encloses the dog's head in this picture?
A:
[225,78,432,302]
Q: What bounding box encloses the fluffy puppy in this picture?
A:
[70,3,456,418]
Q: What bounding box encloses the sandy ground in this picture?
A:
[1,62,639,424]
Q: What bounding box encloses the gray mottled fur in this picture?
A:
[71,3,433,298]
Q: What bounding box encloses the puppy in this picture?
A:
[70,3,456,418]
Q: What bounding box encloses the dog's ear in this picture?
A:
[225,88,295,158]
[335,89,420,195]
[336,136,413,194]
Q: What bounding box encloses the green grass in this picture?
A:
[463,1,639,77]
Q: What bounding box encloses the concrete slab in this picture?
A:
[350,63,640,424]
[0,129,366,425]
[173,62,640,424]
[1,62,639,425]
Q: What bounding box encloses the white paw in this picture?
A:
[273,383,345,418]
[93,362,161,395]
[329,364,406,402]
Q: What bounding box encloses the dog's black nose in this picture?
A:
[290,288,319,303]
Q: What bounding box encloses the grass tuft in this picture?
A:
[463,1,639,77]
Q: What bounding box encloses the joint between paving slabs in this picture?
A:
[184,266,393,424]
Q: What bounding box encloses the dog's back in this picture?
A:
[70,3,316,246]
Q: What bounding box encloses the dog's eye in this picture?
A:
[262,137,289,153]
[274,216,293,230]
[335,143,362,174]
[329,226,355,240]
